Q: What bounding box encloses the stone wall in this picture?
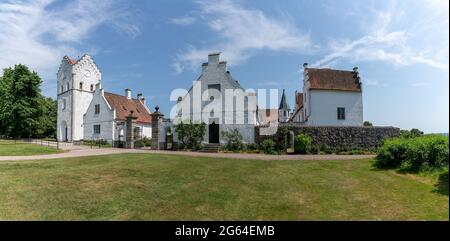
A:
[255,124,400,149]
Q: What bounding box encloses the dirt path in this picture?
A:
[0,148,375,162]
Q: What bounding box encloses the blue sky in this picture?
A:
[0,0,448,133]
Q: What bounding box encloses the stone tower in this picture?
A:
[56,54,101,142]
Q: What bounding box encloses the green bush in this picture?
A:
[142,137,151,147]
[221,129,244,152]
[174,121,206,151]
[260,139,277,155]
[246,143,258,151]
[294,134,312,154]
[400,128,424,138]
[320,144,333,154]
[134,140,144,148]
[376,135,449,171]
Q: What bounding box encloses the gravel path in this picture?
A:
[0,147,375,162]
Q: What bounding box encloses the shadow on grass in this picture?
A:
[371,160,449,196]
[435,171,449,196]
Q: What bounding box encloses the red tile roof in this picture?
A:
[67,58,78,65]
[104,92,152,124]
[306,68,362,92]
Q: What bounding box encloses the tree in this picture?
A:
[0,64,43,138]
[363,121,373,127]
[174,121,206,150]
[400,128,424,138]
[35,97,57,138]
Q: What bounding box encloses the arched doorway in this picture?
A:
[208,121,219,144]
[61,121,68,142]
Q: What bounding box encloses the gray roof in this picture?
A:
[279,89,290,110]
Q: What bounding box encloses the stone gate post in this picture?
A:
[151,106,164,150]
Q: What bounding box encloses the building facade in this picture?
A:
[291,64,363,126]
[172,53,257,144]
[57,55,152,143]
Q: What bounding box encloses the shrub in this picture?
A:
[363,121,373,127]
[375,134,449,171]
[142,137,151,147]
[294,134,312,154]
[400,128,424,139]
[134,140,144,148]
[320,144,333,154]
[246,143,259,153]
[221,129,244,152]
[174,121,206,151]
[376,138,411,168]
[260,139,277,155]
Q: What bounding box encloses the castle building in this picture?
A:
[56,54,152,143]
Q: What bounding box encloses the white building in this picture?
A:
[291,64,363,126]
[173,53,257,144]
[57,54,152,143]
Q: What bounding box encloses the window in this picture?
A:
[62,99,66,110]
[66,83,70,91]
[79,82,83,90]
[93,125,101,134]
[208,84,221,91]
[90,84,94,91]
[134,127,141,139]
[61,85,64,93]
[94,104,100,114]
[337,107,345,120]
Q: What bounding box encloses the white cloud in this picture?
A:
[0,0,140,91]
[312,0,449,70]
[170,16,196,26]
[174,0,314,72]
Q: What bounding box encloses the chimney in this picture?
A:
[208,52,220,65]
[137,93,146,105]
[202,62,208,72]
[353,67,360,83]
[125,89,131,99]
[95,83,102,91]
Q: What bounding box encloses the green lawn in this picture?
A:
[0,153,447,220]
[0,141,63,156]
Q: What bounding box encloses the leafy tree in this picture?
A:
[0,64,43,138]
[174,121,206,150]
[221,129,244,151]
[363,121,373,127]
[400,128,424,138]
[35,97,57,138]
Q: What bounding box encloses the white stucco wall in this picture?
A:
[83,89,115,141]
[305,90,363,126]
[175,53,257,144]
[56,55,101,141]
